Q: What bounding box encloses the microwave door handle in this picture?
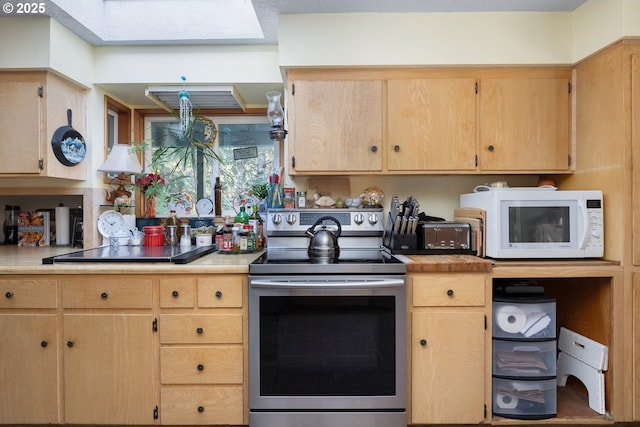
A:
[578,200,589,249]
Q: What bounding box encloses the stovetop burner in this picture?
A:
[249,248,406,275]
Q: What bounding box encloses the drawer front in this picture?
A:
[161,346,243,384]
[0,278,57,309]
[413,273,485,307]
[62,277,152,309]
[160,278,195,308]
[160,314,243,344]
[160,386,243,425]
[197,276,243,308]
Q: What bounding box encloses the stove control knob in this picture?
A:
[368,213,379,225]
[272,213,282,225]
[286,213,297,225]
[354,213,365,225]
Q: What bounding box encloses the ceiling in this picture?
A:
[40,0,587,109]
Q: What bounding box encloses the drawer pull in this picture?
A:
[197,406,204,413]
[172,290,179,298]
[196,327,204,334]
[100,292,109,299]
[197,364,204,371]
[41,340,48,348]
[215,290,222,298]
[447,289,454,297]
[67,341,74,348]
[420,339,427,346]
[5,291,13,298]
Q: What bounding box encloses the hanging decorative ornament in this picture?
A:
[178,75,192,140]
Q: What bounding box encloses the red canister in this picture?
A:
[143,225,165,247]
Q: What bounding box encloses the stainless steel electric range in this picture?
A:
[248,208,407,427]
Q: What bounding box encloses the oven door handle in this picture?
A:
[250,279,405,289]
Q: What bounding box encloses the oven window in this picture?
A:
[259,295,396,396]
[508,206,570,243]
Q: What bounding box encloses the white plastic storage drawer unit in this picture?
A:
[492,377,557,419]
[493,296,556,340]
[492,339,557,378]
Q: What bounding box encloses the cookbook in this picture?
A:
[17,211,51,246]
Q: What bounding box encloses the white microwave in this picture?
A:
[460,188,603,259]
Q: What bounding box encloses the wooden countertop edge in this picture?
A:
[402,255,621,274]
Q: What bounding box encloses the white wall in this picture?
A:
[278,12,575,66]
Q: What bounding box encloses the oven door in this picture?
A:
[249,275,406,412]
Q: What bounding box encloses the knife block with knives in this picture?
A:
[384,195,478,255]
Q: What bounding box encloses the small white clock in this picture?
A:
[196,198,213,216]
[97,210,126,238]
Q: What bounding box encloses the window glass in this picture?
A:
[144,115,275,217]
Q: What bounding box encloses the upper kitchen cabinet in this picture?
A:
[0,71,87,180]
[286,67,573,175]
[478,73,573,172]
[387,78,477,171]
[287,70,383,174]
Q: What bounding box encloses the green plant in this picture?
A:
[250,183,269,200]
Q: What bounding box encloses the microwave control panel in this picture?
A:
[585,198,604,255]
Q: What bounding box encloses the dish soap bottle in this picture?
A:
[234,205,249,224]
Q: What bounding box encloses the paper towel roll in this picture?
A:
[496,393,518,409]
[55,206,70,245]
[496,305,527,334]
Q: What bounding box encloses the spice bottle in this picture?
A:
[165,210,181,239]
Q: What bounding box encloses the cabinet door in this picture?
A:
[288,79,383,173]
[479,78,571,171]
[387,78,477,171]
[63,314,155,424]
[0,314,58,424]
[411,311,485,424]
[0,81,43,173]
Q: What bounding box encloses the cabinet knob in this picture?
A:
[215,290,222,298]
[394,145,400,152]
[197,406,205,413]
[5,291,13,298]
[196,327,204,334]
[100,292,109,299]
[67,341,74,348]
[447,289,454,297]
[488,145,495,152]
[172,290,179,298]
[420,339,427,346]
[41,340,48,348]
[197,364,204,371]
[371,145,378,153]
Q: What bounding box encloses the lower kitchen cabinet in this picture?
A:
[159,274,247,425]
[0,277,58,424]
[409,272,488,424]
[61,277,155,425]
[0,314,58,424]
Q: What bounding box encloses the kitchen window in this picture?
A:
[143,115,277,217]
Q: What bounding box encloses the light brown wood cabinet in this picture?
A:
[287,77,384,173]
[158,275,246,425]
[387,78,477,172]
[287,68,573,175]
[409,272,488,424]
[61,277,155,425]
[0,277,58,424]
[478,77,572,172]
[0,71,87,179]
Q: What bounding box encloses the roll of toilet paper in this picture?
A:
[55,206,70,245]
[496,393,518,409]
[495,305,527,334]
